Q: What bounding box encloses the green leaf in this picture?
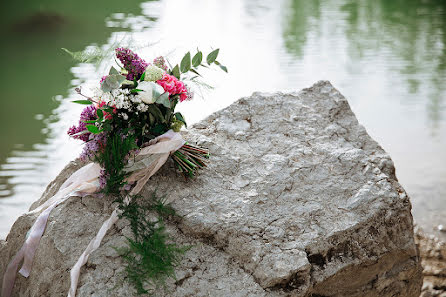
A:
[152,123,167,135]
[130,89,142,94]
[213,60,228,72]
[189,68,201,77]
[71,100,92,105]
[148,113,155,126]
[172,65,180,79]
[109,67,119,75]
[148,105,166,123]
[180,52,191,73]
[206,49,219,65]
[174,112,187,128]
[101,74,125,92]
[140,71,146,81]
[155,92,171,108]
[86,125,100,134]
[82,120,98,124]
[192,51,203,67]
[97,109,104,120]
[165,108,172,123]
[219,64,228,73]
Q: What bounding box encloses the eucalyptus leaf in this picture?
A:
[101,74,125,92]
[180,52,191,73]
[213,61,228,72]
[206,49,219,65]
[219,64,228,73]
[192,51,202,67]
[172,65,180,79]
[72,100,92,105]
[109,67,119,75]
[190,68,201,76]
[155,92,171,108]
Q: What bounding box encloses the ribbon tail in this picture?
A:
[67,209,119,297]
[19,195,68,277]
[1,246,25,297]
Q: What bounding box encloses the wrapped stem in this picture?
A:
[172,143,209,177]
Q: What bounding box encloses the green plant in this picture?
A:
[115,192,189,295]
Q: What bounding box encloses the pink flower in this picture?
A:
[156,74,189,102]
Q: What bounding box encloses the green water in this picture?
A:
[0,0,445,239]
[0,0,147,161]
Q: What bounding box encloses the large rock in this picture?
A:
[0,81,422,296]
[415,227,446,297]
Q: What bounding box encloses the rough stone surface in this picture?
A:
[0,81,423,296]
[416,227,446,297]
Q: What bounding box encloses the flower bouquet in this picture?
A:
[69,47,226,188]
[2,47,227,297]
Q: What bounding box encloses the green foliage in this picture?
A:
[191,51,203,67]
[86,124,101,134]
[109,67,120,75]
[173,112,186,128]
[180,52,191,73]
[71,100,93,105]
[169,49,227,81]
[62,46,110,64]
[116,192,189,295]
[206,49,219,64]
[155,92,171,108]
[101,74,126,92]
[171,65,181,79]
[214,61,228,73]
[95,133,138,195]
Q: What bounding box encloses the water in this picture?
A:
[0,0,445,240]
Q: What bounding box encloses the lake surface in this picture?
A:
[0,0,445,240]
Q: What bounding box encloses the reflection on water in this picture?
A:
[0,0,445,239]
[340,0,446,131]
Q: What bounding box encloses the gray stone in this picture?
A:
[0,81,422,296]
[415,226,446,297]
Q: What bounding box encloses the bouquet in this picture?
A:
[68,47,226,192]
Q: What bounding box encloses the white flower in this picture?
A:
[137,103,148,112]
[120,113,129,120]
[144,65,164,82]
[136,81,165,104]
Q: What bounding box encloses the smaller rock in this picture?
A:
[415,226,446,297]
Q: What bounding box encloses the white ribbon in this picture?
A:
[2,130,185,297]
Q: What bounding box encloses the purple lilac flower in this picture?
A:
[67,105,97,142]
[98,169,109,189]
[115,48,148,81]
[79,131,107,162]
[153,56,168,71]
